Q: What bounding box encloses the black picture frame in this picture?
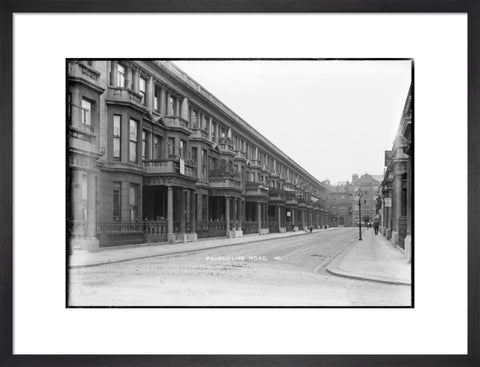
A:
[1,1,478,366]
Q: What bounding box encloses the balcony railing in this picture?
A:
[143,159,197,178]
[268,169,280,177]
[107,86,144,108]
[235,150,247,159]
[68,61,101,84]
[245,181,268,196]
[209,177,241,190]
[166,144,196,167]
[190,127,209,139]
[268,188,284,198]
[218,138,235,153]
[69,123,97,144]
[250,159,262,168]
[163,116,189,130]
[209,167,241,179]
[246,181,264,189]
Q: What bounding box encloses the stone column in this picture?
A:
[179,189,186,233]
[233,199,238,230]
[225,196,231,233]
[126,66,132,89]
[392,174,402,233]
[263,203,267,229]
[132,68,139,92]
[257,202,262,233]
[406,155,413,262]
[197,146,202,181]
[160,88,166,115]
[186,190,191,229]
[239,200,244,230]
[208,117,213,141]
[215,123,219,143]
[165,91,171,115]
[278,206,282,231]
[392,173,402,246]
[196,191,203,223]
[167,186,174,243]
[111,61,118,86]
[146,76,153,110]
[86,173,99,251]
[190,190,197,238]
[181,97,189,121]
[175,98,180,117]
[406,158,412,235]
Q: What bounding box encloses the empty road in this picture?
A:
[69,228,411,306]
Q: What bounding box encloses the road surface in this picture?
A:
[69,228,411,306]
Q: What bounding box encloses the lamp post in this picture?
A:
[356,190,364,241]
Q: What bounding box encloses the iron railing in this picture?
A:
[268,222,280,233]
[96,221,145,247]
[196,221,226,238]
[243,221,258,234]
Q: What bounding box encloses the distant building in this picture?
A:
[351,173,382,225]
[324,180,354,227]
[381,84,413,261]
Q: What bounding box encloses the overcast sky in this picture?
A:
[174,60,412,185]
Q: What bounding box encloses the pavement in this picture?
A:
[326,228,411,285]
[69,228,334,268]
[69,227,412,287]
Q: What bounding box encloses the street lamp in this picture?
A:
[356,190,364,240]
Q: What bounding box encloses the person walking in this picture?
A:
[373,217,379,235]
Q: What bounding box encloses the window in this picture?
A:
[191,110,198,128]
[167,137,175,156]
[113,115,121,160]
[169,96,177,116]
[202,149,207,180]
[81,98,92,127]
[117,64,125,87]
[129,119,138,162]
[180,139,186,157]
[113,182,121,220]
[129,184,138,221]
[142,130,147,160]
[139,77,146,105]
[154,135,161,159]
[192,147,198,163]
[211,122,216,141]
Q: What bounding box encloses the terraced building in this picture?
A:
[67,60,329,252]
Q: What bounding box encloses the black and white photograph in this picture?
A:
[67,59,413,307]
[4,7,475,364]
